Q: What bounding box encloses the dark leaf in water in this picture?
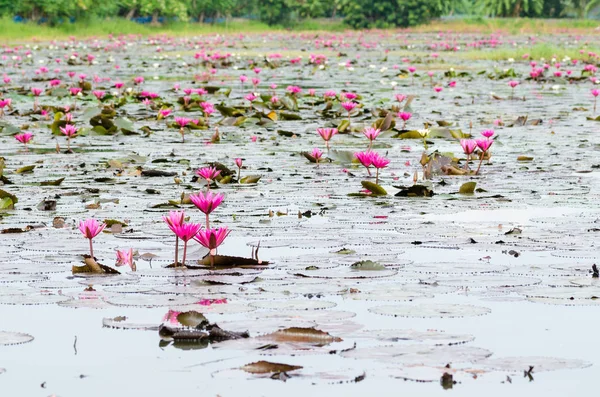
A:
[141,169,177,177]
[40,177,65,186]
[240,361,303,375]
[395,185,434,197]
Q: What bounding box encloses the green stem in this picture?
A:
[182,240,188,267]
[174,237,179,267]
[476,151,486,175]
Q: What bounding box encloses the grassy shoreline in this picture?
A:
[0,16,598,42]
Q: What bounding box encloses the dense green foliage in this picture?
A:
[0,0,597,28]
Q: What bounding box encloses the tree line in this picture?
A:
[0,0,598,28]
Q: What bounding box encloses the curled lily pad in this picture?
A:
[0,331,34,346]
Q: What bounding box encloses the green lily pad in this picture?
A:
[361,181,387,196]
[458,182,477,194]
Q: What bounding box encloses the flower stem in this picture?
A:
[210,254,215,267]
[237,167,241,182]
[174,236,179,267]
[375,168,380,185]
[182,240,188,267]
[89,239,94,259]
[476,151,486,175]
[205,213,210,230]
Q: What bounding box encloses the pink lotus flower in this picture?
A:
[408,66,416,73]
[174,117,191,142]
[341,101,357,118]
[194,227,231,259]
[69,87,82,96]
[252,78,260,87]
[317,127,338,145]
[49,79,61,87]
[593,89,600,114]
[344,92,358,100]
[158,108,172,118]
[115,248,135,271]
[508,80,519,88]
[355,151,373,176]
[114,82,124,89]
[308,88,316,96]
[189,191,224,229]
[370,152,389,184]
[253,68,262,74]
[60,124,77,150]
[286,85,302,95]
[173,222,203,267]
[481,129,495,138]
[78,74,87,81]
[398,112,412,129]
[67,71,76,79]
[240,75,248,83]
[196,167,221,187]
[79,219,106,258]
[133,76,144,85]
[245,93,258,103]
[363,127,381,150]
[324,90,337,98]
[271,96,279,104]
[163,211,185,265]
[235,158,243,180]
[460,139,477,169]
[475,138,494,174]
[434,86,443,93]
[476,138,493,152]
[311,147,323,165]
[15,133,33,151]
[395,94,407,103]
[448,81,456,88]
[93,90,105,100]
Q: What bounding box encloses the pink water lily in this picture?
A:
[286,85,302,95]
[59,124,77,150]
[172,222,203,267]
[93,90,105,101]
[363,127,381,150]
[196,166,221,189]
[311,147,323,166]
[341,101,357,119]
[15,133,33,151]
[79,219,106,258]
[395,94,407,103]
[189,191,224,229]
[115,248,135,271]
[194,227,231,265]
[317,127,338,152]
[163,211,185,266]
[371,152,390,184]
[481,129,495,138]
[174,116,191,142]
[475,138,494,175]
[460,139,477,170]
[508,80,519,99]
[355,151,373,176]
[398,112,412,129]
[235,158,243,180]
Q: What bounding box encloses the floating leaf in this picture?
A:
[361,181,387,196]
[176,311,209,328]
[0,197,13,210]
[240,361,303,374]
[40,177,65,186]
[458,182,476,194]
[350,260,385,270]
[0,189,18,204]
[395,185,434,197]
[337,119,351,132]
[517,156,534,162]
[15,165,35,174]
[240,175,261,184]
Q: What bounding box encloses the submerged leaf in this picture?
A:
[361,181,387,196]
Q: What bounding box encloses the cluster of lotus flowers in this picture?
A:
[75,164,236,270]
[459,129,495,174]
